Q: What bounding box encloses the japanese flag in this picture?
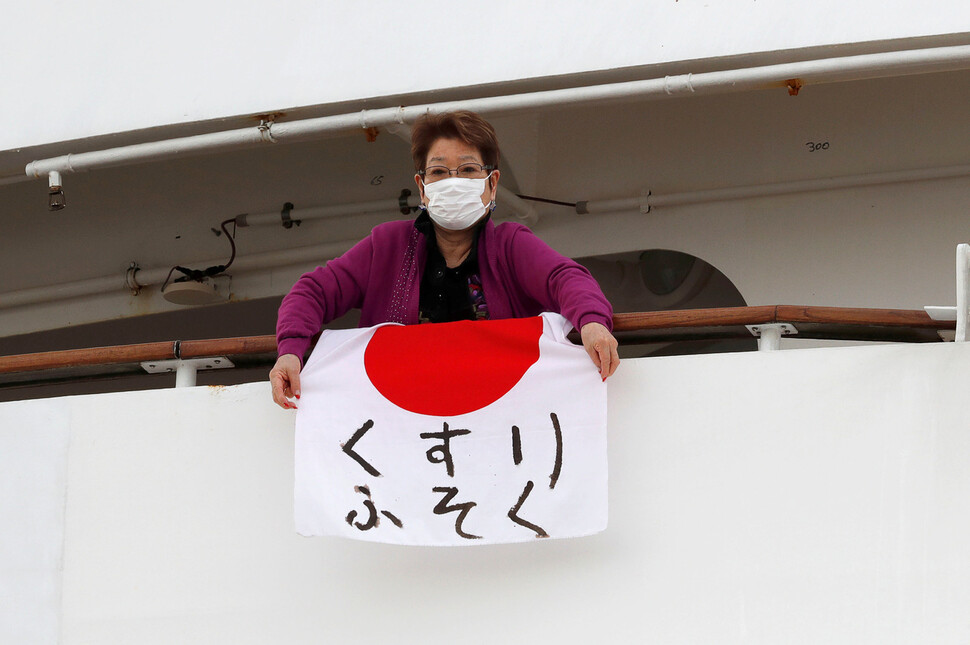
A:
[294,312,608,546]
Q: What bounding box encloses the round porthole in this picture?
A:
[576,249,754,357]
[639,249,697,296]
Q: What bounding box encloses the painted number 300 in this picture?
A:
[806,141,830,152]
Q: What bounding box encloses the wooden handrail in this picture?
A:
[0,305,954,377]
[179,336,278,359]
[0,341,182,375]
[611,306,777,331]
[773,305,948,328]
[610,306,948,331]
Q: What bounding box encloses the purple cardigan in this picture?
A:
[276,218,613,361]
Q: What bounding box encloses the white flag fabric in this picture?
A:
[294,312,608,546]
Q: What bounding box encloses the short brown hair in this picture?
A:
[410,110,500,172]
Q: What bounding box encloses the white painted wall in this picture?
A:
[0,400,70,645]
[4,343,970,643]
[3,0,970,152]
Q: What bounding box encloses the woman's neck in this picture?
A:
[434,225,476,268]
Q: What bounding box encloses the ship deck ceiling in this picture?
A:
[0,68,968,290]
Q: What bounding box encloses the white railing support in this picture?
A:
[140,357,235,387]
[747,323,798,351]
[175,362,198,388]
[956,244,970,342]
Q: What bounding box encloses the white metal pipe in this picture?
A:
[956,244,969,342]
[578,196,649,215]
[580,163,970,215]
[0,174,33,186]
[237,198,420,227]
[175,362,197,388]
[25,128,269,178]
[24,45,970,179]
[238,192,535,228]
[0,274,131,309]
[650,164,970,209]
[0,237,362,310]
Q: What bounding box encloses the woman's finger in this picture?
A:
[270,354,302,409]
[581,322,620,380]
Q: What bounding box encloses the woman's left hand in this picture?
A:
[580,322,620,380]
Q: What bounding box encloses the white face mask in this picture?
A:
[422,174,494,231]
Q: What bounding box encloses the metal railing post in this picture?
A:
[746,323,797,351]
[175,361,198,388]
[956,244,969,342]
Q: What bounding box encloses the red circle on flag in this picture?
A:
[364,317,543,416]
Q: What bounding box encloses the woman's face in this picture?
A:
[415,137,500,208]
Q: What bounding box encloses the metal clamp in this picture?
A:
[639,190,652,214]
[125,262,141,295]
[257,119,277,143]
[281,202,300,229]
[399,189,417,214]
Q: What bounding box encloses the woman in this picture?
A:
[270,110,618,409]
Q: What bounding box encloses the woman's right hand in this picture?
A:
[270,353,302,409]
